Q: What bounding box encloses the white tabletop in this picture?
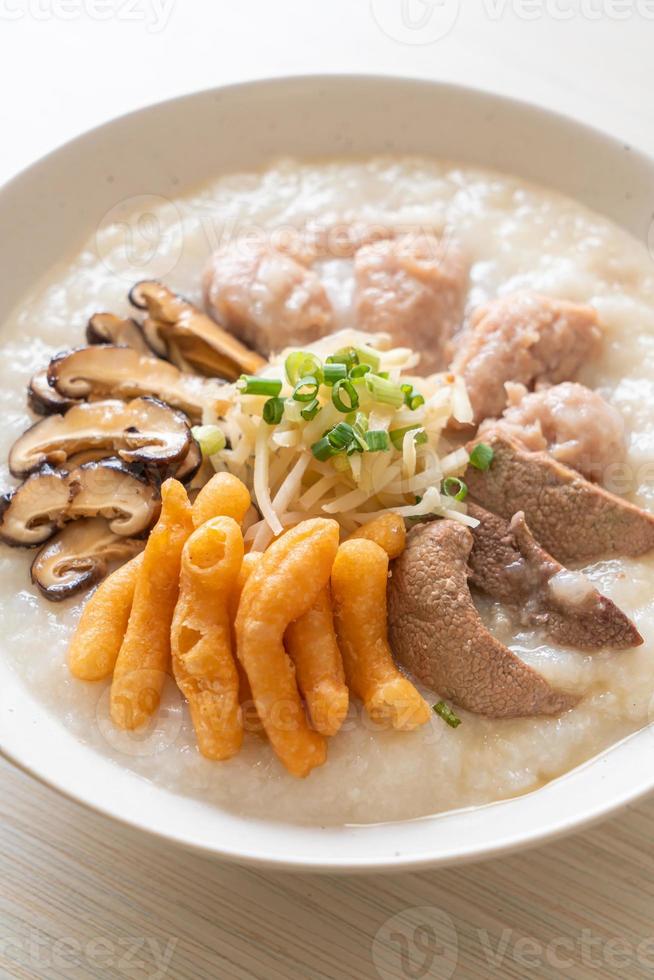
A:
[1,6,654,978]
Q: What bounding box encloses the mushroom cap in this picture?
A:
[30,517,143,601]
[86,312,152,353]
[129,279,265,379]
[9,396,192,478]
[47,345,222,423]
[387,518,577,718]
[0,458,160,546]
[27,369,78,416]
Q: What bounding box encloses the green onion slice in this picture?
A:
[262,397,284,425]
[326,347,358,370]
[366,374,404,408]
[292,375,320,403]
[469,442,495,471]
[191,425,226,457]
[401,383,426,411]
[349,363,371,379]
[332,379,359,413]
[365,430,390,452]
[323,363,348,386]
[327,422,355,450]
[300,399,320,422]
[389,425,428,451]
[311,436,337,461]
[442,476,468,501]
[285,351,323,386]
[354,345,381,372]
[433,701,462,728]
[237,375,283,397]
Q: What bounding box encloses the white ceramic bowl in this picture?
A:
[1,76,653,872]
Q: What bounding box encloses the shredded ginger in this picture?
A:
[203,330,478,551]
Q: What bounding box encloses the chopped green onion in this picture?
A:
[262,397,284,425]
[401,383,425,411]
[389,425,428,451]
[377,371,390,380]
[442,476,468,501]
[354,345,381,372]
[326,347,358,370]
[292,375,320,403]
[323,363,348,386]
[469,442,495,471]
[327,421,355,450]
[300,398,320,422]
[366,374,404,408]
[285,351,323,386]
[332,379,359,413]
[311,436,337,461]
[365,430,390,452]
[191,424,226,457]
[433,701,461,728]
[348,412,369,452]
[237,375,283,396]
[350,363,371,379]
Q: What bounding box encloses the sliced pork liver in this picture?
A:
[467,503,642,651]
[450,292,602,423]
[466,432,654,564]
[387,519,576,718]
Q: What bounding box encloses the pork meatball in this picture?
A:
[203,242,334,357]
[354,233,467,374]
[450,292,602,423]
[480,381,627,484]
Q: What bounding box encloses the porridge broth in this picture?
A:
[1,157,653,825]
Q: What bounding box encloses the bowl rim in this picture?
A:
[1,73,653,872]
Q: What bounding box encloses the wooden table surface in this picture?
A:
[3,756,654,979]
[2,7,654,980]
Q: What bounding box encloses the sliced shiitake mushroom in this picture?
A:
[0,459,160,546]
[174,436,203,484]
[31,517,143,601]
[86,312,152,353]
[28,369,79,416]
[9,396,192,478]
[65,438,202,486]
[129,280,265,379]
[47,345,225,423]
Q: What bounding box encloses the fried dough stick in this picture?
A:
[229,552,262,709]
[68,553,143,681]
[171,517,244,760]
[111,480,194,730]
[331,538,430,731]
[285,587,349,737]
[192,472,251,528]
[348,513,406,559]
[235,518,339,777]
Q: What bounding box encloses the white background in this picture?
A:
[1,4,654,979]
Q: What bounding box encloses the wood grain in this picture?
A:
[1,756,654,979]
